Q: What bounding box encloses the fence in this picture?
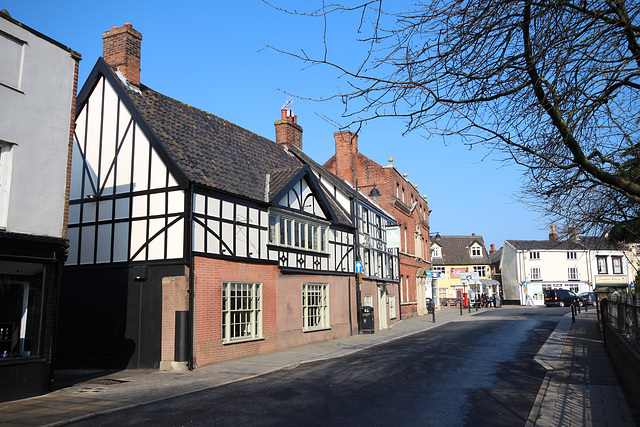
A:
[600,294,640,412]
[601,293,640,354]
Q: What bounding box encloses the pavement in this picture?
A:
[0,306,636,426]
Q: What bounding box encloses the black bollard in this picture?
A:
[459,301,463,316]
[571,304,576,322]
[432,303,436,323]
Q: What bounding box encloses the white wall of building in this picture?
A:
[0,17,77,237]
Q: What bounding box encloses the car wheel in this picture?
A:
[559,301,565,307]
[593,301,597,307]
[579,301,584,307]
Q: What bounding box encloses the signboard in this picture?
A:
[595,275,628,285]
[460,272,480,283]
[426,270,432,277]
[355,261,363,273]
[386,225,401,249]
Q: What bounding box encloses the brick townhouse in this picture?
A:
[324,131,431,318]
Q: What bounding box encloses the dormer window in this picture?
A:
[470,245,482,257]
[431,246,442,258]
[268,211,328,253]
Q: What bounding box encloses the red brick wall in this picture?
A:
[161,274,189,362]
[192,256,355,367]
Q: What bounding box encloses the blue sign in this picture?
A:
[426,270,432,277]
[355,261,363,273]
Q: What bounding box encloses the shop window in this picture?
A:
[0,264,45,359]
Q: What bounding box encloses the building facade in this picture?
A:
[501,228,634,305]
[58,24,367,371]
[283,134,400,330]
[0,11,80,402]
[324,132,431,318]
[430,234,495,305]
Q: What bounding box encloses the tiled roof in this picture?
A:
[267,167,304,201]
[507,236,624,251]
[117,77,302,202]
[431,235,490,266]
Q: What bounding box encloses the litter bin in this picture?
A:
[426,298,434,314]
[360,306,375,334]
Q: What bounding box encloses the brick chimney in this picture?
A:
[549,224,559,241]
[102,23,142,87]
[275,109,303,150]
[334,130,358,184]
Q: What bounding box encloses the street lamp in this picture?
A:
[354,178,381,333]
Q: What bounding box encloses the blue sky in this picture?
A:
[4,1,551,248]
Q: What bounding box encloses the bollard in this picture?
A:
[584,301,588,312]
[578,303,581,314]
[468,302,471,314]
[476,302,478,312]
[571,304,576,322]
[459,302,463,316]
[432,303,436,323]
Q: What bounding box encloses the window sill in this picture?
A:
[222,337,265,345]
[267,244,329,257]
[303,327,331,333]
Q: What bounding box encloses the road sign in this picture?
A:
[355,261,363,273]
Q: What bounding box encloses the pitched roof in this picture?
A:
[507,236,624,251]
[83,59,303,202]
[431,235,490,266]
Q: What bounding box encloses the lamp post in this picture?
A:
[354,178,381,333]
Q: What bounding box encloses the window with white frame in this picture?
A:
[0,142,13,228]
[530,251,540,260]
[568,267,579,281]
[471,245,482,257]
[433,266,446,276]
[530,267,541,281]
[364,294,373,307]
[473,266,487,278]
[268,212,328,253]
[222,281,262,343]
[431,245,442,258]
[567,251,577,260]
[612,256,623,274]
[597,256,608,274]
[302,283,329,331]
[389,295,396,319]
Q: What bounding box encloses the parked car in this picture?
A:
[544,289,583,307]
[579,291,597,307]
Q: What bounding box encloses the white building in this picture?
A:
[501,229,633,305]
[0,10,80,402]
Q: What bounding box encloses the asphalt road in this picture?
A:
[74,307,565,427]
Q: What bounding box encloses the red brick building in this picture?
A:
[324,131,431,318]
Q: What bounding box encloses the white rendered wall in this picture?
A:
[0,18,76,237]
